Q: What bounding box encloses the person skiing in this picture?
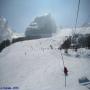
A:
[64,66,68,76]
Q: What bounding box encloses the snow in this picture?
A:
[0,36,90,90]
[74,27,90,34]
[0,16,23,43]
[0,29,90,90]
[12,32,24,39]
[0,16,12,43]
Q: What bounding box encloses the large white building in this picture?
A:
[25,14,57,38]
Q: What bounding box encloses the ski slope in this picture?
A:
[0,34,90,90]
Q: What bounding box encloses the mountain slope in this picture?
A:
[0,36,90,90]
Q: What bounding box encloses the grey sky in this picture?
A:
[0,0,90,33]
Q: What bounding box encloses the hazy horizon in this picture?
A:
[0,0,90,33]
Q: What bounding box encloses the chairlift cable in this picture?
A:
[60,1,81,87]
[60,49,64,67]
[74,0,80,33]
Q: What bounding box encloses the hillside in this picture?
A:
[0,33,90,90]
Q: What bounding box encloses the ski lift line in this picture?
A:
[74,0,80,32]
[59,49,68,88]
[60,49,65,67]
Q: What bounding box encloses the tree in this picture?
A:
[59,36,71,53]
[0,39,10,52]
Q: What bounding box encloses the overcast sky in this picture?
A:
[0,0,90,33]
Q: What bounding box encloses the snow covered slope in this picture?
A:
[0,34,90,90]
[12,32,24,39]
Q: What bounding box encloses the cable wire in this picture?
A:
[74,0,80,32]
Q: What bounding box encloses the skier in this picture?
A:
[64,66,68,76]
